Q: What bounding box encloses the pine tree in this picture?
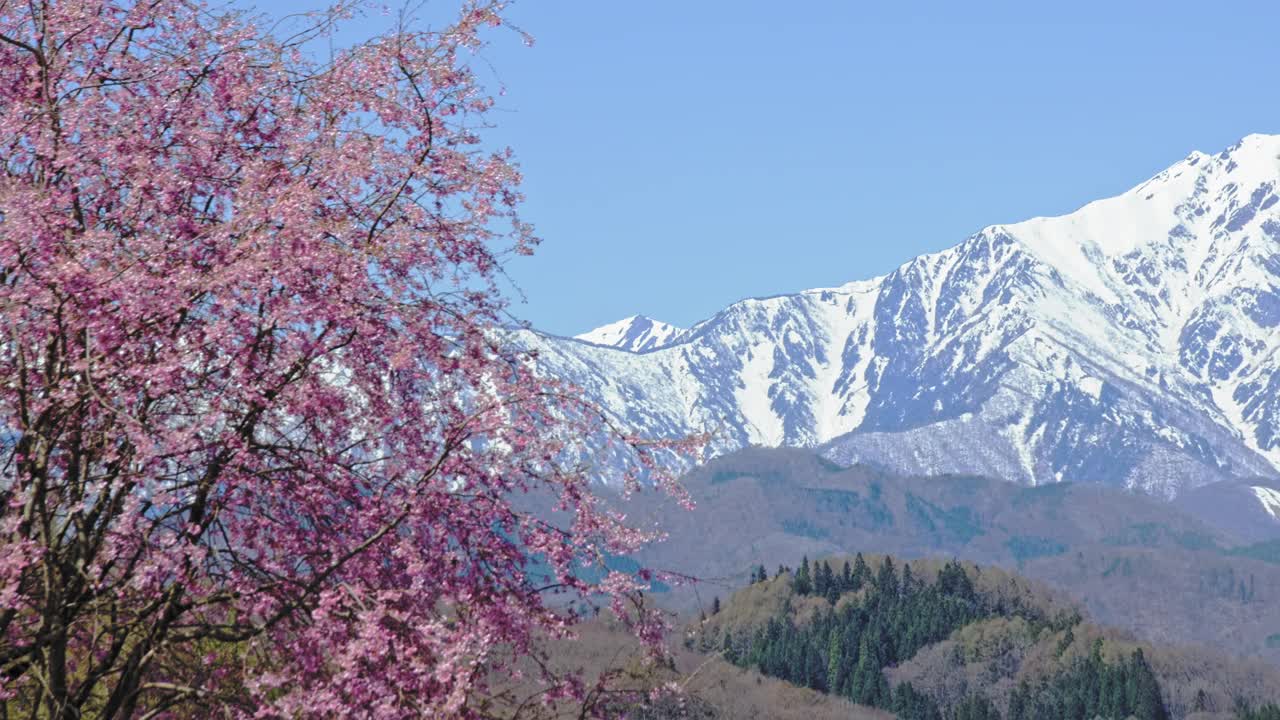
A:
[728,552,1175,720]
[1105,664,1127,719]
[892,682,944,720]
[814,560,829,597]
[841,560,853,591]
[795,556,813,595]
[712,596,720,615]
[1129,648,1169,720]
[852,552,870,590]
[825,574,841,604]
[806,645,826,691]
[826,631,844,697]
[818,561,838,602]
[1077,637,1103,717]
[721,630,737,663]
[876,556,898,598]
[849,636,886,707]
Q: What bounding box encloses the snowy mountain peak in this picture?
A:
[990,133,1280,305]
[528,135,1280,497]
[574,315,685,353]
[1230,132,1280,154]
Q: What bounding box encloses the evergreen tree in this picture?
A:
[937,559,975,601]
[818,561,840,603]
[1076,638,1103,718]
[826,631,844,697]
[876,556,898,598]
[814,560,829,597]
[893,682,943,720]
[806,644,826,692]
[1105,663,1127,719]
[721,553,1172,720]
[852,552,870,591]
[721,630,737,664]
[795,556,813,595]
[825,575,841,604]
[841,560,853,591]
[711,596,720,615]
[1129,648,1169,720]
[849,636,887,707]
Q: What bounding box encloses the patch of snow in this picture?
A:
[734,343,784,446]
[1250,486,1280,519]
[1079,376,1104,399]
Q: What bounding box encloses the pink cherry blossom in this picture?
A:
[0,1,696,716]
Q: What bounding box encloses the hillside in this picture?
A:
[693,553,1280,720]
[1174,478,1280,544]
[477,618,893,720]
[624,447,1280,664]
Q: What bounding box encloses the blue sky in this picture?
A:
[256,1,1280,336]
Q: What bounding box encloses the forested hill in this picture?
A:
[690,554,1280,720]
[629,447,1280,665]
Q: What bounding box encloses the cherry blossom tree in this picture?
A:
[0,0,691,716]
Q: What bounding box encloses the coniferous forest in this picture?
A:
[714,555,1170,720]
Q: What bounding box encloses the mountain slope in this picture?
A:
[504,620,894,720]
[697,552,1280,720]
[528,134,1280,496]
[626,447,1280,665]
[1174,478,1280,544]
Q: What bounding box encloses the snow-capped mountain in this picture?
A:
[574,315,685,352]
[525,134,1280,497]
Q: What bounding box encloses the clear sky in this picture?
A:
[254,1,1280,336]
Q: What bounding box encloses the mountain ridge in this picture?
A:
[528,133,1280,497]
[573,315,686,352]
